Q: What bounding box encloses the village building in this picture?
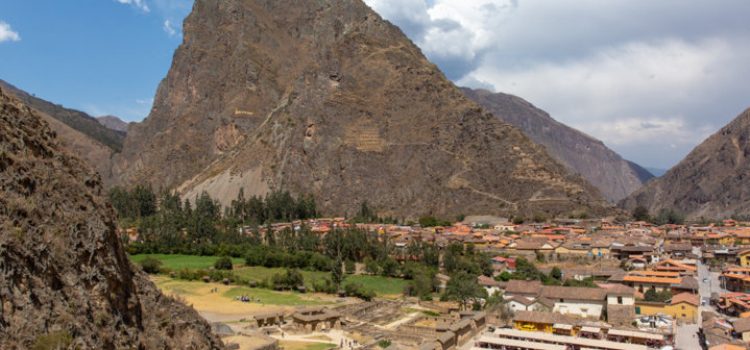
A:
[634,293,699,323]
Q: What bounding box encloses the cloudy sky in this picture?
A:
[1,1,749,170]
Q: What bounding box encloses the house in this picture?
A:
[504,280,543,299]
[635,292,699,323]
[506,296,553,313]
[739,250,750,267]
[654,259,697,276]
[540,286,608,318]
[477,275,503,296]
[732,317,750,343]
[621,271,681,293]
[663,243,693,258]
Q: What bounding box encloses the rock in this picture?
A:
[0,86,223,349]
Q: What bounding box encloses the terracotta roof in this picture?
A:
[677,276,699,290]
[671,293,699,306]
[602,284,636,296]
[540,286,607,301]
[622,276,681,284]
[505,280,543,296]
[708,344,747,350]
[732,317,750,333]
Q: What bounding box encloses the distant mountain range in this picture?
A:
[462,88,653,202]
[0,79,120,185]
[645,167,667,177]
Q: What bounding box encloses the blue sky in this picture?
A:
[0,0,191,121]
[2,0,750,170]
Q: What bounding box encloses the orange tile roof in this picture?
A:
[709,344,746,350]
[629,270,681,277]
[622,276,681,284]
[671,292,699,306]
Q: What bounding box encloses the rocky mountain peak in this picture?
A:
[114,0,611,218]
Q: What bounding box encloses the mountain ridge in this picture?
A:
[621,107,750,219]
[461,87,652,202]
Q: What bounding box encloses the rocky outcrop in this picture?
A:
[621,108,750,219]
[0,87,222,349]
[462,88,652,202]
[115,0,610,219]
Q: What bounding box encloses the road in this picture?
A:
[675,247,719,349]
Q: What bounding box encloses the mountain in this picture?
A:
[114,0,610,219]
[97,115,130,133]
[0,79,125,151]
[0,87,222,348]
[0,79,119,184]
[645,167,667,177]
[621,108,750,219]
[461,88,653,202]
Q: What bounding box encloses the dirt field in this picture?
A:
[152,276,341,322]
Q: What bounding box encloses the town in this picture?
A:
[124,212,750,350]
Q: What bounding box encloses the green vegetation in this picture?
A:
[222,286,323,306]
[214,256,234,270]
[116,186,492,302]
[139,256,162,274]
[418,216,452,227]
[377,340,392,348]
[644,289,672,303]
[32,331,72,350]
[130,254,243,270]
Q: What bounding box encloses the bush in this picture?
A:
[214,256,234,270]
[344,282,375,301]
[140,257,162,274]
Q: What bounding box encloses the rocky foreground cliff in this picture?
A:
[621,108,750,219]
[462,88,653,202]
[115,0,610,219]
[0,87,222,348]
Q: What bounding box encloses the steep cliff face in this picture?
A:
[621,108,750,219]
[116,0,610,218]
[0,87,222,349]
[462,88,652,202]
[0,79,120,185]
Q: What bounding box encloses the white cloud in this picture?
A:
[163,20,176,36]
[365,0,750,168]
[0,21,21,43]
[116,0,150,13]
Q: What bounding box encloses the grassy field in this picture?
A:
[130,254,244,270]
[222,286,329,306]
[130,254,409,297]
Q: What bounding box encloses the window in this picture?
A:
[681,305,685,310]
[617,296,623,304]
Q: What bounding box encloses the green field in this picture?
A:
[130,254,244,270]
[130,254,409,296]
[222,286,329,306]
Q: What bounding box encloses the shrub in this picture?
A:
[140,257,162,274]
[344,282,375,301]
[214,256,233,270]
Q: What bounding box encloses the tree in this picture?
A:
[632,206,650,221]
[214,256,233,270]
[331,256,345,289]
[443,271,487,310]
[140,257,162,274]
[550,267,562,280]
